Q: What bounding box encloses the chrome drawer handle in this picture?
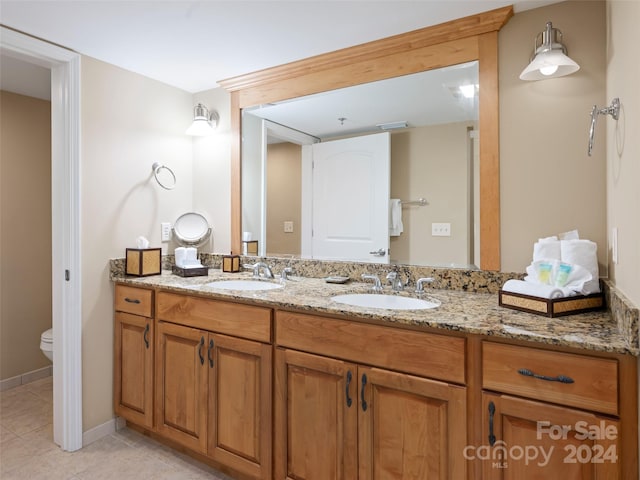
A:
[518,368,574,384]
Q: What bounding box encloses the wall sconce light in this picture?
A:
[520,21,580,81]
[186,103,219,136]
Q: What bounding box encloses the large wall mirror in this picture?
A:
[220,6,513,271]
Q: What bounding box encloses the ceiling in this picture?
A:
[247,61,479,140]
[0,0,559,94]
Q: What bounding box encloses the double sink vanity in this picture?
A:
[112,258,638,480]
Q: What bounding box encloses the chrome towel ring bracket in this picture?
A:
[588,97,620,157]
[152,162,176,190]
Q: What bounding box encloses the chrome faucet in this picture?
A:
[415,277,434,295]
[386,271,404,292]
[244,262,274,279]
[361,274,383,293]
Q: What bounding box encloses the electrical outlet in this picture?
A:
[161,222,172,242]
[284,221,294,233]
[432,222,451,237]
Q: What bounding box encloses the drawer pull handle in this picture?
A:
[518,368,574,384]
[361,373,368,412]
[198,336,205,365]
[124,297,141,304]
[345,371,353,408]
[143,323,149,349]
[207,339,214,368]
[488,401,496,446]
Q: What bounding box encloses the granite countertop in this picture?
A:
[113,268,637,356]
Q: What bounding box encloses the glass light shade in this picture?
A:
[186,118,214,136]
[520,50,580,81]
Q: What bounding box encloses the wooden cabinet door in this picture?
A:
[155,321,208,453]
[358,366,467,480]
[208,333,272,480]
[482,393,620,479]
[114,312,154,428]
[274,348,358,480]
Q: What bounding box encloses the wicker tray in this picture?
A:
[498,290,604,318]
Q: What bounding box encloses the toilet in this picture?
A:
[40,328,53,362]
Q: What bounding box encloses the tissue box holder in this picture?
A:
[222,254,241,273]
[499,290,604,318]
[126,248,161,277]
[172,265,208,277]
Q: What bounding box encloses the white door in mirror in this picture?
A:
[308,133,390,263]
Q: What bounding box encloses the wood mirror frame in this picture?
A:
[219,6,513,271]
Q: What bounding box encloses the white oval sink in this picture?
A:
[331,294,440,310]
[207,280,283,291]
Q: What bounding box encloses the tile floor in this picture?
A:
[0,376,234,479]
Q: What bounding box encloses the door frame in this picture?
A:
[1,27,82,451]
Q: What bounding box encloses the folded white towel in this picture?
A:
[502,279,575,299]
[533,238,561,262]
[174,247,186,267]
[525,261,593,293]
[560,240,599,294]
[389,199,403,236]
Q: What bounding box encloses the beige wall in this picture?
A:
[0,91,52,380]
[606,0,640,307]
[192,88,231,255]
[499,1,607,273]
[80,56,193,430]
[390,123,473,266]
[266,142,302,255]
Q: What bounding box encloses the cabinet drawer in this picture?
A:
[482,342,618,415]
[275,311,465,384]
[157,292,272,343]
[115,284,153,317]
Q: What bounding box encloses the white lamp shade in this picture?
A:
[186,118,214,136]
[520,50,580,81]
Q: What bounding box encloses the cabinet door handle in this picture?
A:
[207,339,214,368]
[488,401,496,447]
[518,368,574,384]
[124,297,140,304]
[143,323,149,349]
[345,370,353,408]
[360,373,368,412]
[198,336,205,365]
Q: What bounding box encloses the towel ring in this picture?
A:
[152,162,176,190]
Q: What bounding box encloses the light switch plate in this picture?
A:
[161,222,172,242]
[432,222,451,236]
[612,227,618,264]
[284,221,294,233]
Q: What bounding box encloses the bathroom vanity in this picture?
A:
[112,268,638,480]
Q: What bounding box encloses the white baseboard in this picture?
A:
[0,365,52,392]
[82,418,117,447]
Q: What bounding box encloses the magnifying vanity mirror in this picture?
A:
[220,6,513,271]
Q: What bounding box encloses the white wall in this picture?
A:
[81,56,193,430]
[606,0,640,306]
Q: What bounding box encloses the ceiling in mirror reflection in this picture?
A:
[246,61,478,140]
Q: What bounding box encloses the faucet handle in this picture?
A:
[415,277,434,294]
[281,267,293,281]
[243,262,261,277]
[362,273,383,293]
